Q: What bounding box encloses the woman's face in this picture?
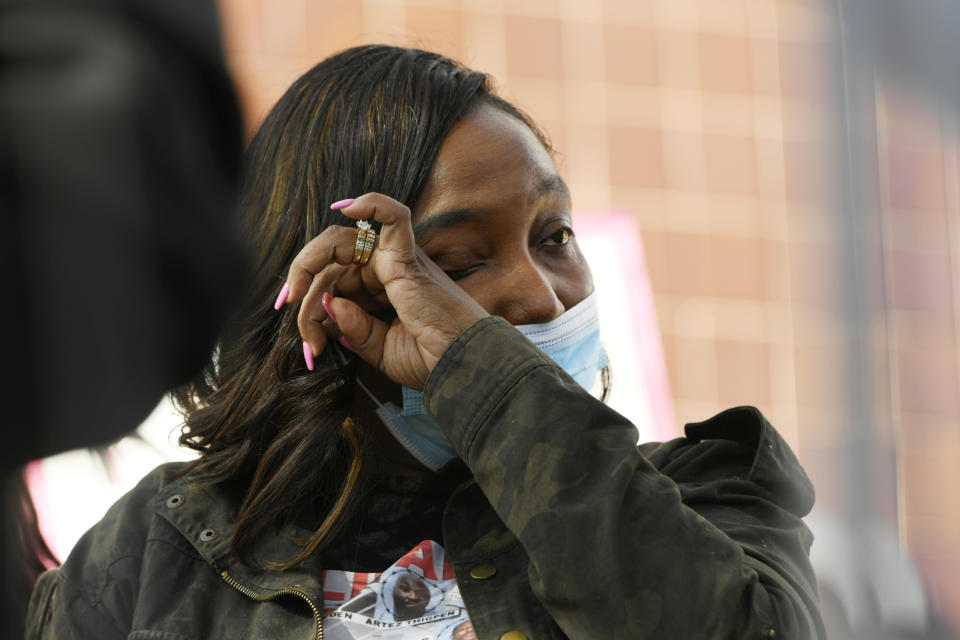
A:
[411,104,593,326]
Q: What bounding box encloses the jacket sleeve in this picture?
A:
[424,316,825,640]
[24,465,179,640]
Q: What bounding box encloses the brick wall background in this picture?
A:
[214,0,960,633]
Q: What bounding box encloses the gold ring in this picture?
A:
[359,236,374,265]
[352,220,376,265]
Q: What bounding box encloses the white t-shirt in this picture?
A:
[322,540,476,640]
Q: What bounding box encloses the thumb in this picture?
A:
[330,295,431,389]
[329,296,389,368]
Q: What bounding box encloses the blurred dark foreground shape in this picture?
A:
[822,0,960,637]
[0,0,247,636]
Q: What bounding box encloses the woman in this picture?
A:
[26,45,824,639]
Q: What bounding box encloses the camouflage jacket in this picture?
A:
[26,316,824,639]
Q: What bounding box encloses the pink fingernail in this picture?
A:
[330,198,355,210]
[302,341,315,371]
[273,282,290,310]
[321,292,336,323]
[339,336,355,353]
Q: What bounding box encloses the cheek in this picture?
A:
[450,276,496,313]
[453,259,595,315]
[554,257,595,308]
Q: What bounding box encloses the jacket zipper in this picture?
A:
[220,570,324,640]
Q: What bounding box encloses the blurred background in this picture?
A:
[24,0,960,638]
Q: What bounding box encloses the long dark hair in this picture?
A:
[173,45,550,568]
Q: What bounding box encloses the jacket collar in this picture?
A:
[147,471,325,602]
[683,405,816,515]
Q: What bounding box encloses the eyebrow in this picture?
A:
[531,175,570,205]
[412,208,485,240]
[412,175,571,240]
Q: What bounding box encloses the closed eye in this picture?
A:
[442,264,483,280]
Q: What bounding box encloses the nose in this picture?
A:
[490,257,565,326]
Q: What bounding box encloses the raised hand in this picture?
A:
[277,193,488,390]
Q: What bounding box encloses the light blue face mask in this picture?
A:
[369,292,607,472]
[513,290,608,393]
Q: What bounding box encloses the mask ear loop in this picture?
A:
[331,341,389,413]
[599,364,612,403]
[330,340,352,368]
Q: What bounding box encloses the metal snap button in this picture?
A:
[166,494,184,508]
[469,564,497,580]
[500,632,528,640]
[199,528,218,542]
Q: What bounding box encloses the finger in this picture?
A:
[328,263,388,306]
[309,262,389,311]
[281,193,416,312]
[312,263,351,305]
[297,264,390,364]
[298,274,339,360]
[327,296,389,372]
[298,263,348,338]
[284,225,361,304]
[331,193,417,260]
